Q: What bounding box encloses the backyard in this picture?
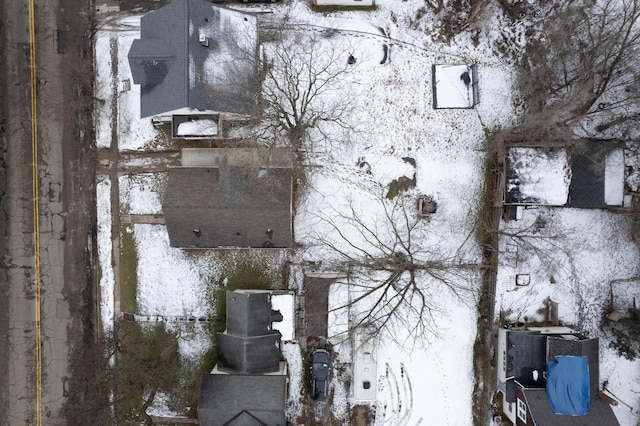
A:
[92,0,640,425]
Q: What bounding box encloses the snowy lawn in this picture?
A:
[495,207,640,425]
[95,0,513,422]
[95,15,175,151]
[91,0,640,425]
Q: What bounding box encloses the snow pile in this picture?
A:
[282,342,304,420]
[94,34,113,150]
[119,172,167,215]
[97,177,115,332]
[604,149,625,206]
[271,293,295,341]
[175,119,218,137]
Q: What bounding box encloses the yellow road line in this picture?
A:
[27,0,43,424]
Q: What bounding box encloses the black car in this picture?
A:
[310,349,330,400]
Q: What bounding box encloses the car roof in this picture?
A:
[313,349,330,362]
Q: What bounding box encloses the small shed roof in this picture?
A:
[128,0,258,118]
[505,147,571,206]
[163,164,292,248]
[505,142,625,208]
[198,374,287,426]
[432,64,479,109]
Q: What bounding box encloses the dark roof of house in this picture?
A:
[505,331,547,402]
[226,291,283,337]
[567,141,622,208]
[162,166,292,248]
[224,410,268,426]
[219,292,283,374]
[128,0,258,118]
[521,389,619,425]
[217,333,282,374]
[547,336,600,401]
[197,374,287,426]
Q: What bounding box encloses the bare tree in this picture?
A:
[511,0,640,140]
[307,186,482,344]
[258,31,360,155]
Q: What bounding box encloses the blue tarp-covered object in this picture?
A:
[546,356,590,416]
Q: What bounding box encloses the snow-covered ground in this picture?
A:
[94,0,639,424]
[496,206,640,425]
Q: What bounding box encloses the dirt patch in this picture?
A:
[302,276,335,338]
[350,404,375,426]
[471,144,501,425]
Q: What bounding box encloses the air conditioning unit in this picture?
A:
[199,34,208,47]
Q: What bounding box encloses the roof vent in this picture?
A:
[199,34,209,47]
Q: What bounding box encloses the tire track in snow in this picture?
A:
[398,363,414,425]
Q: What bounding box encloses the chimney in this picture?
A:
[199,34,208,47]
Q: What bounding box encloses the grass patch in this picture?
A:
[168,323,223,418]
[203,250,287,309]
[204,249,287,328]
[119,223,139,313]
[114,320,181,423]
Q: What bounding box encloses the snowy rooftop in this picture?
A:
[505,147,571,206]
[433,64,478,109]
[505,143,626,208]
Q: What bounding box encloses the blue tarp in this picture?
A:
[546,355,590,416]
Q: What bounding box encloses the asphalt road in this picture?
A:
[0,0,96,423]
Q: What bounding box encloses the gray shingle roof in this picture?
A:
[217,291,283,374]
[217,333,282,374]
[128,0,258,118]
[568,141,623,208]
[505,331,547,402]
[162,166,292,248]
[197,374,286,426]
[226,291,281,337]
[522,388,619,425]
